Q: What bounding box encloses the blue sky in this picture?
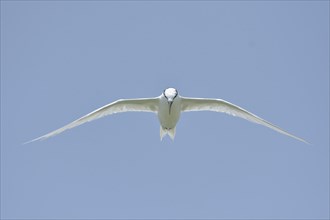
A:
[1,1,329,219]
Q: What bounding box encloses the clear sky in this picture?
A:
[1,1,329,219]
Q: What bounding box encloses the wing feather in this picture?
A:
[25,98,159,143]
[181,97,308,144]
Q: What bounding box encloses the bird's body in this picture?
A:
[158,88,182,139]
[25,88,308,144]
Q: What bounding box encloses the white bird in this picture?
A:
[25,88,308,144]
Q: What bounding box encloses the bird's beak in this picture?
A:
[168,100,173,114]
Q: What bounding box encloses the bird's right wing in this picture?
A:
[181,97,308,144]
[25,97,159,143]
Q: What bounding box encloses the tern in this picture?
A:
[26,88,308,144]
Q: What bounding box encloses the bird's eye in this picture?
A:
[163,90,167,99]
[174,90,178,98]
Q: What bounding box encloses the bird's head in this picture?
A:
[163,88,178,114]
[163,88,178,102]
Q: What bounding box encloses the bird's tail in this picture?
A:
[160,126,176,141]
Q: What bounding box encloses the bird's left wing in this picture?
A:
[181,97,308,144]
[25,98,159,143]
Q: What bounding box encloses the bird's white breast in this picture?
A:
[157,95,182,129]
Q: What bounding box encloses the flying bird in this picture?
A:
[26,88,308,144]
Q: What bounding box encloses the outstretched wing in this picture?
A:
[181,97,308,144]
[25,98,159,143]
